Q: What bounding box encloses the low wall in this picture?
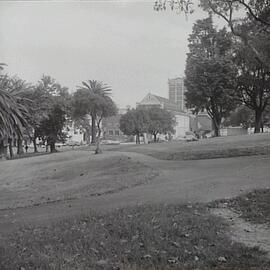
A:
[220,127,248,136]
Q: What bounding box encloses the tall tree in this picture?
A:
[154,0,270,26]
[147,107,175,142]
[0,72,29,158]
[234,26,270,133]
[34,76,71,153]
[73,80,114,144]
[154,0,270,67]
[185,17,238,136]
[36,104,67,153]
[262,105,270,130]
[73,80,117,153]
[95,97,117,153]
[21,86,52,152]
[5,76,34,155]
[120,108,150,144]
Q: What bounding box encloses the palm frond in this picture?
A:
[0,63,7,71]
[77,80,112,97]
[0,87,30,140]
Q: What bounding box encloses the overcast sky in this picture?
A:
[0,0,209,108]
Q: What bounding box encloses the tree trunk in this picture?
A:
[153,133,157,142]
[33,138,38,153]
[95,121,102,154]
[95,137,102,154]
[143,134,146,144]
[50,141,57,153]
[212,117,221,137]
[8,138,14,158]
[0,140,7,160]
[33,131,38,153]
[86,130,91,145]
[136,134,140,144]
[91,115,96,144]
[254,109,263,133]
[17,137,24,155]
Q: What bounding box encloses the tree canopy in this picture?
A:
[73,80,117,145]
[33,76,71,153]
[233,25,270,133]
[0,76,29,140]
[147,107,175,142]
[120,107,175,143]
[154,0,270,28]
[73,80,117,153]
[154,0,270,67]
[185,17,238,136]
[120,108,150,144]
[0,68,30,157]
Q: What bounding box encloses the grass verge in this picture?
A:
[164,146,270,160]
[1,203,269,270]
[7,151,50,160]
[105,144,270,161]
[104,134,270,161]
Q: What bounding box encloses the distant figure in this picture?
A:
[25,145,29,153]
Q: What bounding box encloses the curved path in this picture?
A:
[0,149,269,236]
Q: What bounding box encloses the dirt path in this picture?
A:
[212,208,270,257]
[0,150,270,236]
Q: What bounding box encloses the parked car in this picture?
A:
[101,139,120,145]
[175,136,187,141]
[185,131,199,142]
[66,141,81,146]
[55,142,66,147]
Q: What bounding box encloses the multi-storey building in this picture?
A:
[168,77,186,112]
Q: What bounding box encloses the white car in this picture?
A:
[55,142,65,147]
[66,141,81,146]
[185,131,199,142]
[101,140,120,145]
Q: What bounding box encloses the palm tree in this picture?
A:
[0,64,5,71]
[76,80,112,144]
[0,71,29,159]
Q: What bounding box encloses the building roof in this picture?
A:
[168,77,185,82]
[138,93,187,115]
[152,94,170,104]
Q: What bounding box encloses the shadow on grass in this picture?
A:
[7,151,50,160]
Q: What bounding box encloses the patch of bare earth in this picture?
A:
[211,208,270,257]
[211,189,270,259]
[220,189,270,225]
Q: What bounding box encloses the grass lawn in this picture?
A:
[1,201,269,270]
[0,153,156,210]
[104,133,270,160]
[1,135,270,269]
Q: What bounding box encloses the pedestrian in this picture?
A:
[25,145,29,153]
